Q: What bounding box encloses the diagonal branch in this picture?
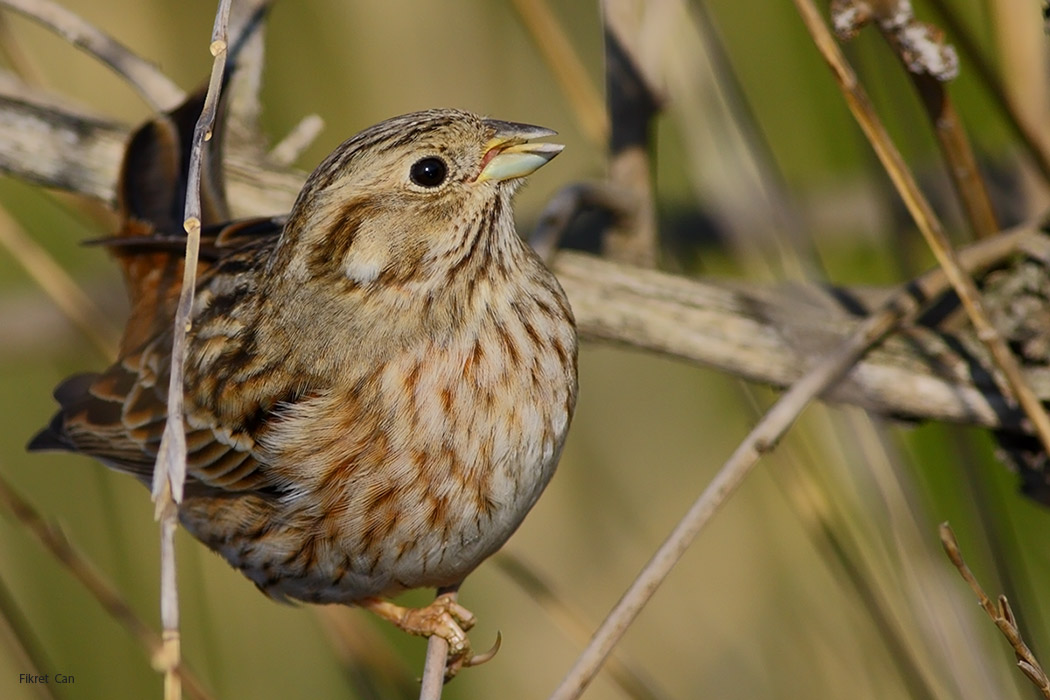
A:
[832,0,998,240]
[0,0,184,110]
[1,81,1048,435]
[940,524,1050,698]
[547,219,1012,698]
[792,0,1050,475]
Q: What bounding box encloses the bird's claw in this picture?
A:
[397,592,475,657]
[360,593,501,678]
[444,630,502,679]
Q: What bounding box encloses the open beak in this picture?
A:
[475,119,564,183]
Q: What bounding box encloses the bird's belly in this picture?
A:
[182,347,573,604]
[184,436,566,604]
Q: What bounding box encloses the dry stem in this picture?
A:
[418,589,457,700]
[793,0,1050,490]
[549,235,945,699]
[939,524,1050,698]
[925,0,1050,185]
[833,0,998,239]
[151,3,231,699]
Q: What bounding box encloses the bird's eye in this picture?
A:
[410,157,448,188]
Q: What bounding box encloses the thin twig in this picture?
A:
[832,0,998,239]
[152,3,232,699]
[0,203,118,358]
[419,635,449,699]
[495,552,666,700]
[4,83,1050,431]
[793,0,1050,482]
[0,0,184,111]
[549,240,944,699]
[418,589,457,700]
[940,523,1050,698]
[0,470,215,700]
[925,0,1050,185]
[509,0,608,146]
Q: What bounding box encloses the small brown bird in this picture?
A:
[30,98,578,669]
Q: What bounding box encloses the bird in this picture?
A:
[29,96,578,672]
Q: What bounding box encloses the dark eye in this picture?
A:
[410,157,448,187]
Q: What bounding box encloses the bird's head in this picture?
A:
[271,109,563,288]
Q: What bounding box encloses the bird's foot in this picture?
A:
[360,593,500,677]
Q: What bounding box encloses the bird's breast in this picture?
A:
[253,282,577,598]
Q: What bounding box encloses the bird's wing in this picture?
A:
[29,320,295,494]
[30,47,293,494]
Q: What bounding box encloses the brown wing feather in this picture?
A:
[30,347,274,493]
[31,78,286,495]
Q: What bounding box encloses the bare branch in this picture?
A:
[940,524,1050,698]
[557,225,1036,429]
[151,3,232,699]
[793,0,1050,481]
[419,623,450,700]
[0,0,184,110]
[833,0,998,240]
[0,78,127,203]
[2,81,1048,436]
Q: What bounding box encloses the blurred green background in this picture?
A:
[2,1,1050,698]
